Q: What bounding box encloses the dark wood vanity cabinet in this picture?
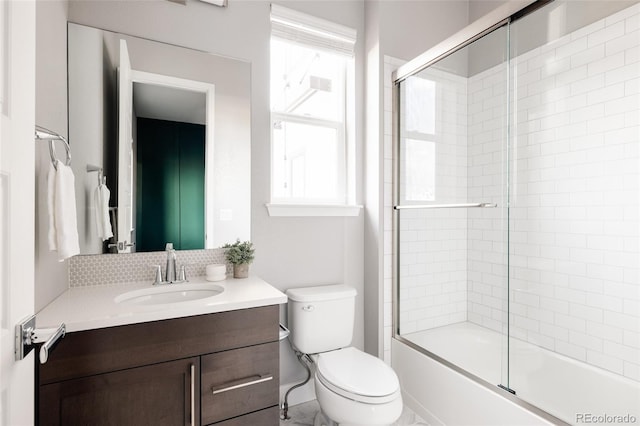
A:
[37,306,280,426]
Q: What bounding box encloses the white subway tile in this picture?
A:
[588,21,626,48]
[586,350,624,374]
[627,12,640,34]
[570,330,604,352]
[587,321,624,343]
[606,65,640,93]
[556,340,587,361]
[604,311,640,333]
[606,31,640,57]
[627,45,640,64]
[556,37,589,59]
[570,303,604,323]
[571,44,605,69]
[624,330,640,349]
[625,76,640,95]
[624,361,640,381]
[587,82,626,105]
[604,341,639,364]
[571,73,605,96]
[588,51,625,76]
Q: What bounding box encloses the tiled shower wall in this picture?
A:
[69,248,229,287]
[388,2,639,381]
[468,3,640,380]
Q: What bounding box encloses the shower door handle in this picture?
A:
[393,202,497,210]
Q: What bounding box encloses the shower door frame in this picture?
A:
[390,0,568,424]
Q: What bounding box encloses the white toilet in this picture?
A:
[286,284,403,426]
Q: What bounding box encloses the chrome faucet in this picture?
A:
[153,243,187,285]
[165,242,177,283]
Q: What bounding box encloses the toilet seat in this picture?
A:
[316,347,400,404]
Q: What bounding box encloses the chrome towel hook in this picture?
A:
[87,164,104,186]
[35,125,72,170]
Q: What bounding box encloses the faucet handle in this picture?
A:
[178,265,188,282]
[151,264,164,285]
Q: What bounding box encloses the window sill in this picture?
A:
[265,203,362,217]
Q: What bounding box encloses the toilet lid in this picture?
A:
[316,347,399,402]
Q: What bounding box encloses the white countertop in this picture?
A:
[37,276,287,333]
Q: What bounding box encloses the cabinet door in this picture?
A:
[39,357,199,426]
[201,342,279,425]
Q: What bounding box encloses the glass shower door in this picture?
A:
[395,24,512,389]
[507,1,640,422]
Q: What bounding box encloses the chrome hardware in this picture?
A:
[302,305,314,312]
[39,324,66,364]
[86,164,105,186]
[498,384,516,395]
[15,315,66,364]
[211,374,273,395]
[35,125,72,170]
[108,240,135,251]
[165,242,177,283]
[157,243,188,284]
[279,323,290,341]
[178,264,188,282]
[190,364,196,426]
[152,264,164,285]
[393,202,497,210]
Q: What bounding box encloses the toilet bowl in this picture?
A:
[286,284,403,426]
[313,347,402,426]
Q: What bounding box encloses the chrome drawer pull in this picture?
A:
[190,364,195,426]
[211,374,273,395]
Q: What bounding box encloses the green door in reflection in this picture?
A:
[136,118,205,251]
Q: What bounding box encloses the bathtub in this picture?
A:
[393,322,640,425]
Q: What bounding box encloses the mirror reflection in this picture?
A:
[68,23,251,254]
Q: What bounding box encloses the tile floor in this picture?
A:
[279,399,428,426]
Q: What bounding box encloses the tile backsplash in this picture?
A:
[69,249,230,287]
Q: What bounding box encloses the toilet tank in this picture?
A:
[286,284,357,354]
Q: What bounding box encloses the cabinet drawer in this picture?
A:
[201,342,279,425]
[209,406,279,426]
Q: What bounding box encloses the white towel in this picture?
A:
[47,163,57,250]
[47,160,80,261]
[94,183,113,241]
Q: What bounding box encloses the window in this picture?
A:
[401,75,436,202]
[269,5,357,214]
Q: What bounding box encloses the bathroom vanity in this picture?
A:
[35,277,286,425]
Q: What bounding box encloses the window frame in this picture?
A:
[267,13,360,215]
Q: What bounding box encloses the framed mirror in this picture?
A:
[68,23,251,254]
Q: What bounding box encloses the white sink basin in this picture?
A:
[115,283,225,306]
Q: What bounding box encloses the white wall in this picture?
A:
[35,0,69,311]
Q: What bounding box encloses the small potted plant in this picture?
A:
[222,239,255,278]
